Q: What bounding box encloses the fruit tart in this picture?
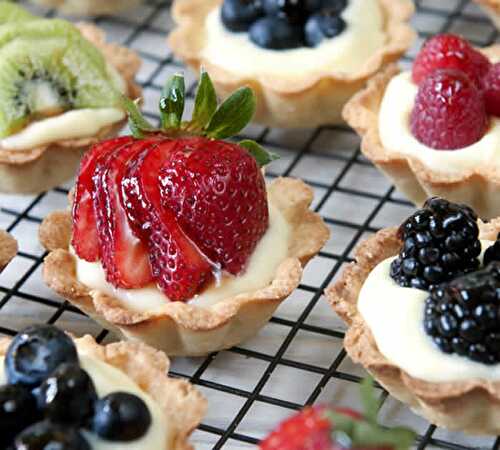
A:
[260,378,415,450]
[0,2,141,194]
[473,0,500,29]
[40,72,330,356]
[28,0,144,17]
[327,197,500,434]
[168,0,415,129]
[343,33,500,219]
[0,229,17,272]
[0,323,206,449]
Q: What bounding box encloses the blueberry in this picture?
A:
[262,0,305,23]
[34,363,97,426]
[321,0,348,13]
[92,392,151,442]
[0,385,38,447]
[249,16,304,49]
[305,9,346,47]
[221,0,264,32]
[5,325,78,388]
[12,421,90,450]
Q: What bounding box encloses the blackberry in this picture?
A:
[424,262,500,364]
[484,232,500,266]
[390,197,480,290]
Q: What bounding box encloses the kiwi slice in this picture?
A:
[0,2,36,24]
[0,18,122,138]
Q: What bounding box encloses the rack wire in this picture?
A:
[0,0,498,448]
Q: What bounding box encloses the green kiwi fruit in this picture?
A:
[0,8,123,139]
[0,2,35,24]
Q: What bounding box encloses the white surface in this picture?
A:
[0,1,499,449]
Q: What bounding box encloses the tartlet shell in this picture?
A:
[40,177,330,356]
[0,23,142,195]
[28,0,143,16]
[0,334,206,450]
[0,230,17,272]
[326,219,500,435]
[343,45,500,220]
[168,0,415,129]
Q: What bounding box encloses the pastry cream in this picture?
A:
[75,202,290,311]
[0,351,169,449]
[378,71,500,175]
[1,108,125,151]
[201,0,386,78]
[358,240,500,382]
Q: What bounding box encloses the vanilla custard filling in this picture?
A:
[378,71,500,176]
[0,64,127,151]
[75,203,290,311]
[202,0,386,78]
[358,239,500,382]
[0,352,169,449]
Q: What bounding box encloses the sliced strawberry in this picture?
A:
[159,137,269,275]
[92,138,161,289]
[122,140,213,301]
[72,136,134,262]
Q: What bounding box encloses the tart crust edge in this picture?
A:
[39,177,330,356]
[0,23,142,194]
[325,219,500,435]
[342,45,500,219]
[0,335,207,450]
[167,0,416,128]
[0,230,17,272]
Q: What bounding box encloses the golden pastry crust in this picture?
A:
[343,45,500,220]
[0,334,206,450]
[0,23,142,194]
[474,0,500,29]
[28,0,143,16]
[168,0,415,129]
[326,219,500,435]
[40,177,330,356]
[0,230,17,272]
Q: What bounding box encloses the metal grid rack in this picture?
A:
[0,0,498,448]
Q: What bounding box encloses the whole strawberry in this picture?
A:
[71,71,279,302]
[260,379,415,450]
[412,34,490,87]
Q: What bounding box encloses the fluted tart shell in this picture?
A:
[343,45,500,219]
[0,230,17,272]
[40,177,330,356]
[0,334,206,449]
[168,0,415,129]
[326,219,500,435]
[0,23,141,194]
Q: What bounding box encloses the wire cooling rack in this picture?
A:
[0,0,498,448]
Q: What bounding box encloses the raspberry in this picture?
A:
[410,69,488,150]
[482,62,500,116]
[412,34,490,87]
[390,197,481,290]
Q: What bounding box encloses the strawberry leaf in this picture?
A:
[121,96,156,139]
[239,140,280,167]
[191,70,217,131]
[205,87,255,139]
[360,376,379,423]
[159,73,185,129]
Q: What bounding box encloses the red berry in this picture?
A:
[92,139,156,289]
[72,136,134,262]
[159,137,269,275]
[412,34,490,87]
[410,69,488,150]
[260,406,332,450]
[483,62,500,116]
[122,140,213,301]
